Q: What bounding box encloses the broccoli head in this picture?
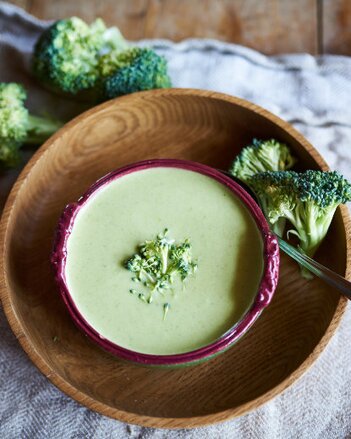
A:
[249,170,351,277]
[230,138,296,236]
[32,17,127,96]
[0,83,28,165]
[230,139,296,184]
[99,47,172,100]
[32,17,171,100]
[0,82,63,166]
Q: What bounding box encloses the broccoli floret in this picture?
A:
[99,47,172,100]
[230,139,296,183]
[0,83,63,166]
[124,229,197,306]
[32,17,128,96]
[249,170,351,278]
[32,18,171,100]
[230,139,296,236]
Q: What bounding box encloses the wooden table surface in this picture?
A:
[8,0,351,55]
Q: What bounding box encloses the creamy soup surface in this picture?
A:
[65,167,264,355]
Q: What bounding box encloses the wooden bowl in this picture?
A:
[0,89,349,428]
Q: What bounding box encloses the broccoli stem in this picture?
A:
[289,205,339,279]
[257,197,286,237]
[271,218,286,238]
[25,114,63,144]
[160,246,169,274]
[299,265,314,280]
[140,268,155,284]
[101,26,128,53]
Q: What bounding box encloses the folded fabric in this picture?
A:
[0,3,350,438]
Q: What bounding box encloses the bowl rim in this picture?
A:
[0,88,349,428]
[51,158,280,365]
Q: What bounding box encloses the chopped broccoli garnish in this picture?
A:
[0,83,63,166]
[230,138,296,236]
[32,17,128,96]
[124,229,197,305]
[99,47,172,99]
[163,303,170,320]
[249,170,351,278]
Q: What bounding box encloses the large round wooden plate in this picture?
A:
[0,89,349,428]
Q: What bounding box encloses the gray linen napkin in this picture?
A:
[0,2,351,438]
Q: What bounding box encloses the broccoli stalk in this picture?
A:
[249,170,351,278]
[25,114,63,144]
[0,83,63,166]
[230,139,296,236]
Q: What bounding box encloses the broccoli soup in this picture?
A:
[64,167,264,355]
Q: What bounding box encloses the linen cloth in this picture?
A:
[0,3,351,438]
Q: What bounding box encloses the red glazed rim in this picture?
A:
[51,159,280,366]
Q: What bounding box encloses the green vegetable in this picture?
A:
[230,138,296,183]
[32,17,127,96]
[32,17,171,100]
[163,303,170,320]
[249,170,351,278]
[99,47,171,99]
[230,138,296,236]
[0,83,63,166]
[124,228,197,304]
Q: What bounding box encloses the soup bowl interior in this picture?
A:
[52,159,279,366]
[0,89,348,428]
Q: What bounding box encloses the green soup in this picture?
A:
[65,167,264,355]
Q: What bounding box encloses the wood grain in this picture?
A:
[0,89,349,428]
[8,0,351,55]
[7,0,318,54]
[143,0,318,54]
[322,0,351,55]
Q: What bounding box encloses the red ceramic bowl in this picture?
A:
[51,159,280,366]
